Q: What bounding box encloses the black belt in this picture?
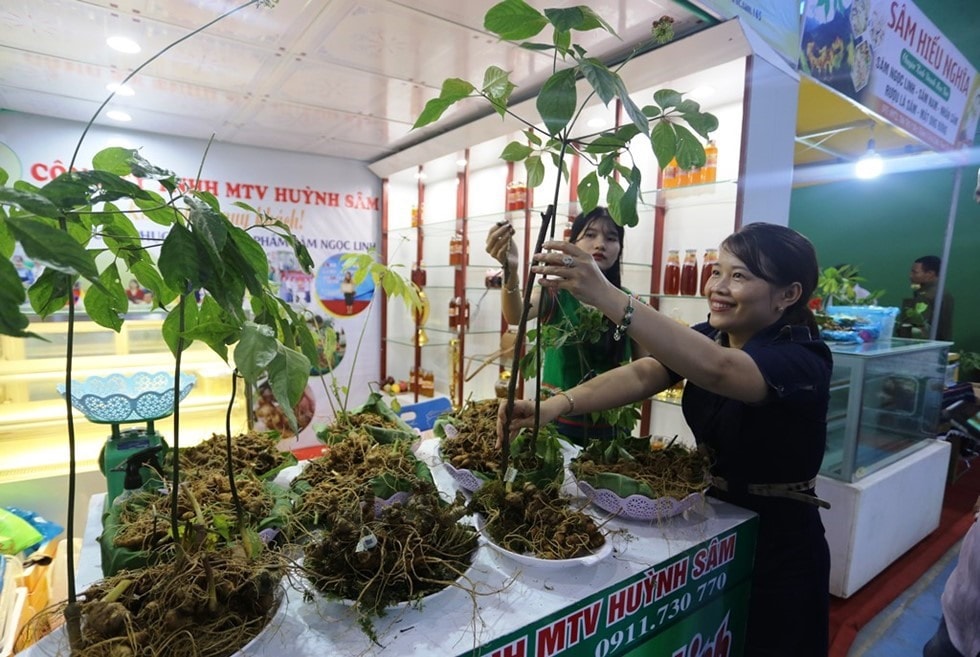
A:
[711,476,831,509]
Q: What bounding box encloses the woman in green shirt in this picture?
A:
[485,206,645,444]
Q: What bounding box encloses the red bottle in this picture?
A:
[700,248,718,296]
[680,249,698,296]
[663,250,680,295]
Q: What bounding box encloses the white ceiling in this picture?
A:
[0,0,714,164]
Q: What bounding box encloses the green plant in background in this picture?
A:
[956,350,980,382]
[899,301,930,339]
[814,264,885,309]
[413,0,718,455]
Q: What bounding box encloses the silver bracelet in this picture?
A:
[613,294,634,341]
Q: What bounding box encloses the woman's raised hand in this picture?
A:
[486,221,518,268]
[531,240,613,308]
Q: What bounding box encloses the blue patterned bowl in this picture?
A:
[57,371,196,423]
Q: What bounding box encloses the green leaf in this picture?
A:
[642,104,665,119]
[583,133,627,155]
[482,66,516,117]
[673,125,707,171]
[524,129,542,147]
[225,226,270,296]
[413,78,476,129]
[0,258,32,337]
[133,193,178,226]
[162,296,199,355]
[605,179,625,224]
[82,265,127,331]
[28,268,72,317]
[484,0,548,40]
[653,89,683,110]
[234,322,279,385]
[544,6,613,33]
[0,187,62,220]
[131,259,176,307]
[101,203,148,266]
[185,195,230,259]
[650,121,678,169]
[578,58,618,106]
[577,171,599,213]
[159,223,204,291]
[92,147,136,176]
[500,142,533,162]
[525,155,545,188]
[6,216,99,281]
[537,68,577,136]
[612,77,649,135]
[618,172,641,227]
[683,110,719,140]
[264,345,312,433]
[553,28,571,56]
[597,153,616,177]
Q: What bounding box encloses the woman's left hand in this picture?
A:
[531,240,613,308]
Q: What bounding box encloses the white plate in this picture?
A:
[476,516,612,569]
[577,480,706,521]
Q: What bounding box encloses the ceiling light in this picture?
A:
[456,158,468,168]
[106,83,135,97]
[106,110,132,122]
[106,36,141,54]
[689,85,716,101]
[587,116,607,129]
[855,140,883,179]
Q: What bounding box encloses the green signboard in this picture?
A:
[459,517,758,657]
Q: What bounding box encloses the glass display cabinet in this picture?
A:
[821,338,951,482]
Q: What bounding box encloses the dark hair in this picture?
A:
[914,255,941,275]
[721,222,819,335]
[567,206,624,288]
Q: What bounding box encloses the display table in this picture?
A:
[23,439,758,657]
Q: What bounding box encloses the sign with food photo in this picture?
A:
[800,0,979,151]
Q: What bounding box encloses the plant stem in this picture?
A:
[500,133,570,472]
[225,370,246,534]
[169,291,188,561]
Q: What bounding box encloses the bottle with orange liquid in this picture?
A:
[663,250,681,295]
[680,249,699,296]
[662,158,678,189]
[700,248,718,296]
[701,140,718,183]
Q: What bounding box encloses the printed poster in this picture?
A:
[800,0,979,151]
[0,112,382,451]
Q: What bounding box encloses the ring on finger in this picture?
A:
[561,254,575,268]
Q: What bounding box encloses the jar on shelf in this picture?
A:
[449,231,463,266]
[411,204,420,227]
[701,140,718,183]
[700,248,718,296]
[506,182,527,211]
[410,262,427,287]
[420,369,435,397]
[663,249,681,295]
[448,297,460,329]
[680,249,698,296]
[494,369,512,399]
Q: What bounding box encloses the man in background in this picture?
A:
[898,255,954,341]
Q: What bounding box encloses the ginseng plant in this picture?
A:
[413,0,719,467]
[0,1,325,652]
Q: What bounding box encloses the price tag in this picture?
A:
[356,530,378,552]
[504,466,517,483]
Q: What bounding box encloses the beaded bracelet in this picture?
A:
[613,294,634,341]
[555,390,575,415]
